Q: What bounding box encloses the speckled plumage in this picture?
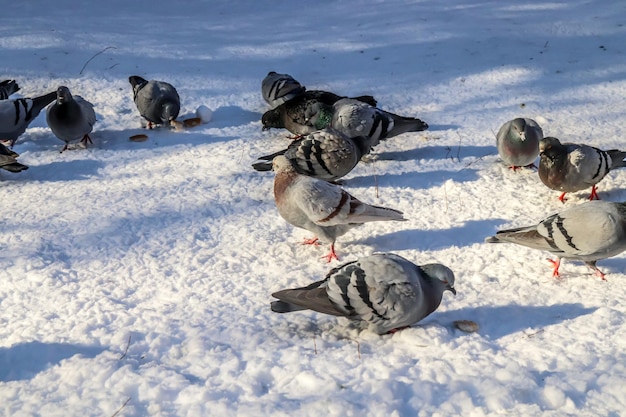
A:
[252,128,368,181]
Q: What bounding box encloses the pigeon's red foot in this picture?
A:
[321,244,339,263]
[588,185,600,201]
[301,237,320,246]
[547,258,561,278]
[558,192,567,203]
[587,263,607,281]
[594,270,607,281]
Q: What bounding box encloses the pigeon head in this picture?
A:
[56,86,73,104]
[161,101,180,124]
[421,264,456,295]
[262,109,282,130]
[128,75,148,90]
[539,136,563,153]
[271,155,293,173]
[510,118,528,141]
[539,137,566,164]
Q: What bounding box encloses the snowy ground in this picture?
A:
[1,1,626,416]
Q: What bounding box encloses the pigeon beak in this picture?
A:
[449,287,456,295]
[262,126,270,132]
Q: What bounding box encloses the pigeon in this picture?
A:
[252,128,369,181]
[272,155,406,261]
[538,136,626,202]
[0,80,20,100]
[262,71,306,108]
[330,98,429,151]
[485,200,626,279]
[261,90,378,136]
[0,91,56,146]
[0,143,28,173]
[496,118,543,169]
[270,253,456,335]
[46,86,97,152]
[128,76,180,128]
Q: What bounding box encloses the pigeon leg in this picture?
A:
[321,243,339,263]
[60,143,69,153]
[301,237,320,246]
[588,185,600,201]
[524,163,538,170]
[585,261,606,281]
[80,134,93,146]
[547,258,561,278]
[558,192,567,203]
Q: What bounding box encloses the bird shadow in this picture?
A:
[206,106,262,129]
[375,144,496,162]
[20,159,104,182]
[93,127,242,149]
[345,167,481,189]
[434,303,597,340]
[0,341,105,382]
[354,219,508,251]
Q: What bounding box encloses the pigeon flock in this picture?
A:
[2,70,626,335]
[254,71,626,333]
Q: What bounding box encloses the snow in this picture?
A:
[1,0,626,416]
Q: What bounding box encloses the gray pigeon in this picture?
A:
[262,71,306,108]
[128,75,180,128]
[0,80,20,100]
[485,200,626,279]
[46,86,97,152]
[0,143,28,173]
[272,155,406,261]
[0,91,56,146]
[252,128,368,181]
[330,98,429,151]
[271,253,456,334]
[496,118,543,169]
[538,136,626,202]
[261,90,378,136]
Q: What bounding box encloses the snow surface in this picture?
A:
[1,1,626,416]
